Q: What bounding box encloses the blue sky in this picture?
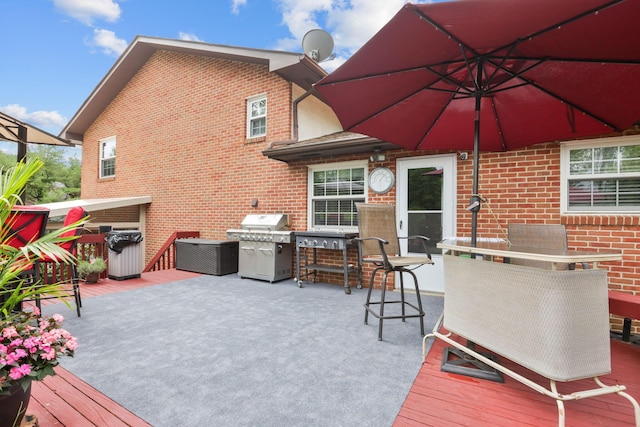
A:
[1,0,432,159]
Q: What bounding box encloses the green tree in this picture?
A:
[21,145,81,204]
[0,150,17,170]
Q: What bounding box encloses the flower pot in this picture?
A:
[84,272,100,284]
[0,380,32,427]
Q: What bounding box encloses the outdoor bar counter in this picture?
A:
[427,238,639,426]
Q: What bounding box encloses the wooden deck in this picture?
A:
[26,270,640,426]
[396,331,640,426]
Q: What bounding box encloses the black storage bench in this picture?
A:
[175,239,238,275]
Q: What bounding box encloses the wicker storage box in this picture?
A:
[175,239,238,276]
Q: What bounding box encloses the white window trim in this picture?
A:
[246,94,267,138]
[560,135,640,214]
[307,160,368,231]
[99,136,116,179]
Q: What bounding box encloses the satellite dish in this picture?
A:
[302,29,334,62]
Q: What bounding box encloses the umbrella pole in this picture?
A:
[470,79,482,248]
[441,68,503,383]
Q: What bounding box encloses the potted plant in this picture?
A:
[0,158,81,427]
[77,257,107,284]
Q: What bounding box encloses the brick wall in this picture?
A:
[80,49,639,334]
[82,50,305,265]
[298,144,639,331]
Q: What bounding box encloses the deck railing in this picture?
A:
[144,231,200,272]
[40,232,110,284]
[40,231,201,282]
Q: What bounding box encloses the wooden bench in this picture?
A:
[609,290,640,342]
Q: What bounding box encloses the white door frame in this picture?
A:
[396,154,457,294]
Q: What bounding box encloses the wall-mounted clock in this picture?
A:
[368,167,395,194]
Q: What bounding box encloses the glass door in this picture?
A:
[396,154,456,293]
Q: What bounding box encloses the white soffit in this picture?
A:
[37,196,152,218]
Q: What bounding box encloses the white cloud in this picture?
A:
[53,0,122,26]
[231,0,248,15]
[0,104,68,129]
[90,28,128,56]
[179,32,204,42]
[273,0,433,72]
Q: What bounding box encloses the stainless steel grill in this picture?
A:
[226,214,292,282]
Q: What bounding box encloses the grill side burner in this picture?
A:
[226,214,292,283]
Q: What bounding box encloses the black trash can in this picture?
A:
[106,230,143,280]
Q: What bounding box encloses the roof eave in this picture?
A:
[263,132,400,162]
[60,36,327,143]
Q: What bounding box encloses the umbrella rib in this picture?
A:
[489,97,507,151]
[345,84,434,132]
[479,0,626,62]
[412,7,482,58]
[483,54,623,130]
[424,62,475,96]
[523,79,622,131]
[416,96,455,151]
[511,0,625,48]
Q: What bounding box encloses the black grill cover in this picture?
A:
[106,230,143,253]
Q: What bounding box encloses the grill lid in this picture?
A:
[240,214,290,231]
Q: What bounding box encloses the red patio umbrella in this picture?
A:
[315,0,640,245]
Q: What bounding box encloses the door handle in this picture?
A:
[399,220,403,230]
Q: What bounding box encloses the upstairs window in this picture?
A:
[308,162,366,231]
[561,136,640,212]
[247,94,267,138]
[100,136,116,178]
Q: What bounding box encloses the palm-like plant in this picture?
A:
[0,157,84,318]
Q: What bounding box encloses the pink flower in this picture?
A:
[23,337,37,350]
[9,364,31,380]
[41,347,56,361]
[65,338,78,351]
[2,326,17,339]
[0,311,77,394]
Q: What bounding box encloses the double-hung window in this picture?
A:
[561,136,640,212]
[247,94,267,138]
[100,136,116,178]
[308,162,366,230]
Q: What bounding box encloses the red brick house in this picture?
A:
[61,36,640,330]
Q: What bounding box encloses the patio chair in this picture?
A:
[355,203,434,341]
[507,223,573,270]
[35,206,88,317]
[2,206,50,310]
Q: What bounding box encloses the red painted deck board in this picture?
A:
[25,269,640,426]
[395,332,640,427]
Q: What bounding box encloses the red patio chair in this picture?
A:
[35,206,88,317]
[4,205,50,254]
[2,206,50,310]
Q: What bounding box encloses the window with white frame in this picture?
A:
[247,94,267,138]
[100,136,116,178]
[308,162,366,230]
[561,136,640,213]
